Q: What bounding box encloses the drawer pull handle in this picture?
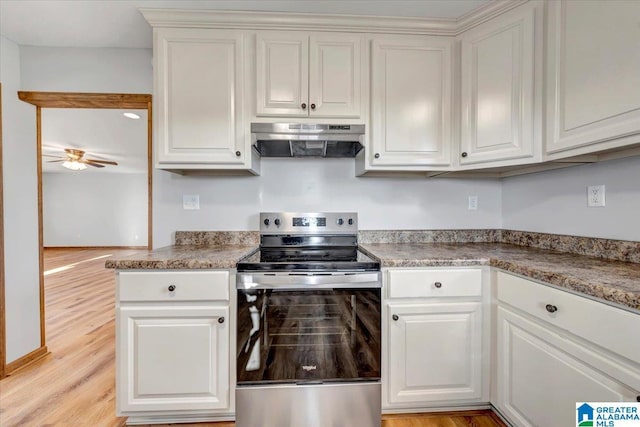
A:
[392,314,399,321]
[218,317,225,324]
[434,282,442,288]
[545,304,558,313]
[168,285,176,292]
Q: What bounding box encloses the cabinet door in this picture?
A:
[546,0,640,155]
[460,3,537,166]
[256,32,309,117]
[155,28,246,165]
[309,33,362,118]
[371,36,452,168]
[496,307,637,427]
[117,305,229,413]
[386,302,482,406]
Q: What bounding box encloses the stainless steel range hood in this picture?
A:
[252,123,365,158]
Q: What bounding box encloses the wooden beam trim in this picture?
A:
[18,91,151,109]
[4,346,49,376]
[36,106,46,347]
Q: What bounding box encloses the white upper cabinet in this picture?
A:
[545,0,640,157]
[459,2,541,167]
[155,28,257,172]
[369,35,453,169]
[256,31,362,118]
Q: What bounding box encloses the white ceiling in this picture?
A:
[0,0,489,49]
[41,109,148,174]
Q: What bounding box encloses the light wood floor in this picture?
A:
[0,248,507,427]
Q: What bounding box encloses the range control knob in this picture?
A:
[348,218,354,225]
[274,218,281,226]
[337,218,344,225]
[263,218,270,226]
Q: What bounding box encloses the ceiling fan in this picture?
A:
[44,148,118,171]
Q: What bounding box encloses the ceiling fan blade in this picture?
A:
[47,160,66,163]
[83,160,105,168]
[85,158,118,166]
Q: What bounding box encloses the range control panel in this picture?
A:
[260,212,358,235]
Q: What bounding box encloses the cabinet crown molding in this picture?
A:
[140,1,527,36]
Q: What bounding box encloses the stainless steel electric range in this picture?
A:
[235,212,381,427]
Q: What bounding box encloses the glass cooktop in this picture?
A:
[236,247,380,272]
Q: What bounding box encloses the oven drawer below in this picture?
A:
[236,382,381,427]
[387,268,482,299]
[118,271,229,302]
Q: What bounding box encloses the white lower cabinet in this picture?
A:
[387,302,483,405]
[495,271,640,427]
[116,270,233,423]
[496,307,636,427]
[383,268,488,410]
[118,305,229,413]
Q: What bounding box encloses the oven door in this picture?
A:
[236,272,381,385]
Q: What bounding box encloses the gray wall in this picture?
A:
[502,156,640,241]
[1,36,41,363]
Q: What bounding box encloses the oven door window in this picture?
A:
[236,289,381,385]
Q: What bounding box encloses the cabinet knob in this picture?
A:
[235,150,241,157]
[301,103,307,110]
[461,152,468,158]
[168,285,176,292]
[392,314,399,321]
[434,282,442,288]
[218,317,225,324]
[310,103,316,110]
[545,304,558,313]
[374,153,380,159]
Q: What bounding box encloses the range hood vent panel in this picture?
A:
[252,123,365,158]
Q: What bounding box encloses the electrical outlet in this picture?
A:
[468,196,478,211]
[183,194,200,210]
[587,185,605,207]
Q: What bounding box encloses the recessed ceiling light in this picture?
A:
[123,112,141,120]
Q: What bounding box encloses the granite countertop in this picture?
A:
[104,238,640,311]
[360,242,640,311]
[104,244,257,270]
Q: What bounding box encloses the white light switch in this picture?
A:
[183,194,200,210]
[468,196,478,211]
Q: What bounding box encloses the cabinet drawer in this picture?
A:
[387,269,482,299]
[118,271,229,302]
[496,271,640,365]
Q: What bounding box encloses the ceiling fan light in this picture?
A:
[62,160,87,171]
[123,112,141,120]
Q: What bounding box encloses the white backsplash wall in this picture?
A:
[42,173,148,247]
[502,156,640,241]
[154,158,503,247]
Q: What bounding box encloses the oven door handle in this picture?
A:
[236,272,381,289]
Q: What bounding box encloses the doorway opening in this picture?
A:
[13,91,152,370]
